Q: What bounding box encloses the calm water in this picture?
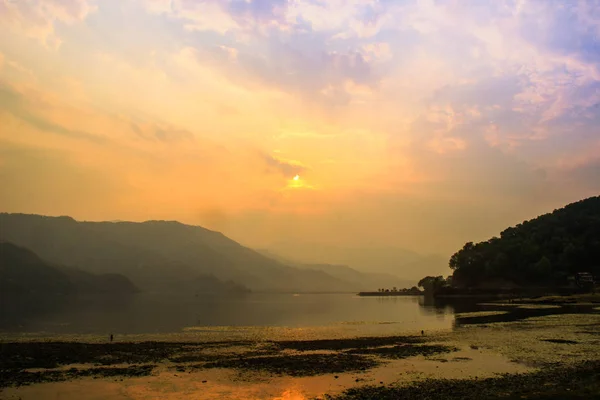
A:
[3,293,457,337]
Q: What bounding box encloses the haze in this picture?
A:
[1,0,599,269]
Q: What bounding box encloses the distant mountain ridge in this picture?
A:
[265,242,448,281]
[0,213,399,293]
[255,249,415,290]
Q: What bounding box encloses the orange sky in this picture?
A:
[1,0,599,259]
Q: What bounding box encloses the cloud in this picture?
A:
[261,153,307,177]
[0,0,97,47]
[145,0,290,35]
[0,83,107,144]
[360,42,392,63]
[142,0,386,106]
[129,121,193,143]
[285,0,391,38]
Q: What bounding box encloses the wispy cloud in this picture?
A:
[0,83,107,144]
[261,153,307,177]
[0,0,97,47]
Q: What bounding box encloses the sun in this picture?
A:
[286,174,314,190]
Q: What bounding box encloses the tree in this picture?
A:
[418,276,445,293]
[532,256,552,280]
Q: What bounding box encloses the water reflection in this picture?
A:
[1,293,454,335]
[272,388,308,400]
[418,295,454,316]
[416,295,600,327]
[8,291,597,337]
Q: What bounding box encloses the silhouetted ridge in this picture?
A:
[0,241,73,296]
[0,213,380,293]
[0,241,138,326]
[449,196,600,287]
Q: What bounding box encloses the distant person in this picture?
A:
[110,334,114,342]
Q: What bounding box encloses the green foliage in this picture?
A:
[449,196,600,287]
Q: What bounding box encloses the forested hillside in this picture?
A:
[449,196,600,287]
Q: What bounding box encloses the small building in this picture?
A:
[574,272,595,289]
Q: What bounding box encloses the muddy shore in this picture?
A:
[1,303,599,399]
[0,336,457,387]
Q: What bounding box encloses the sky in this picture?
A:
[1,0,600,260]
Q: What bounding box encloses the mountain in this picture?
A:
[256,249,415,290]
[0,241,74,297]
[449,196,600,287]
[0,241,137,325]
[265,242,447,282]
[0,241,138,296]
[0,213,362,293]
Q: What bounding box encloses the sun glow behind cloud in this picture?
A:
[1,0,600,255]
[287,174,312,190]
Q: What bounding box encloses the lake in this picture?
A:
[2,293,458,339]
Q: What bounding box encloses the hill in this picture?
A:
[449,196,600,287]
[0,241,137,325]
[0,241,139,296]
[0,213,363,293]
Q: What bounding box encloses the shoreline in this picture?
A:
[357,292,423,297]
[1,304,599,399]
[432,291,600,302]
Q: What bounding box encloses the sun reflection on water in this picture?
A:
[273,388,308,400]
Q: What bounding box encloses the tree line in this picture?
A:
[443,196,600,288]
[376,286,422,294]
